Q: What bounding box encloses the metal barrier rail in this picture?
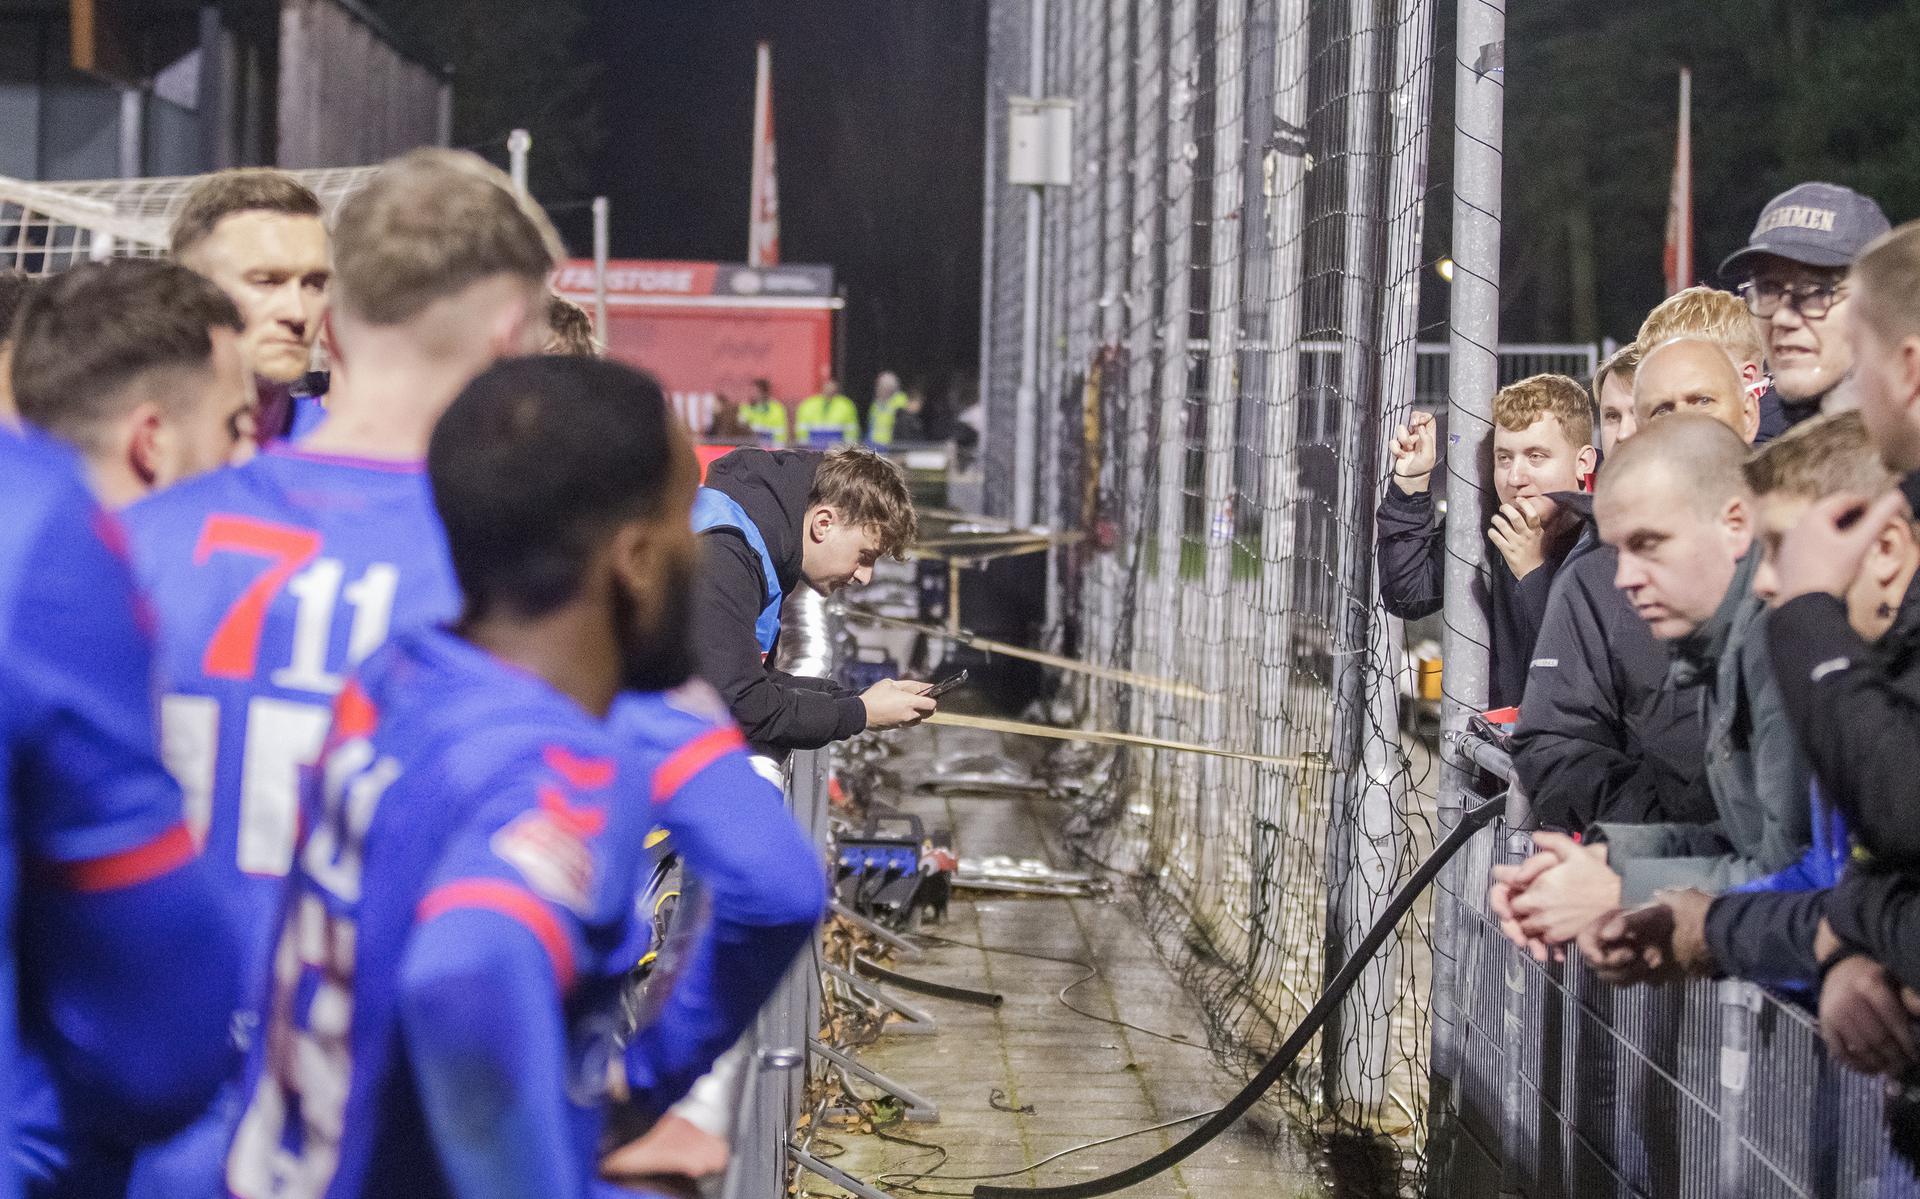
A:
[1429,742,1920,1199]
[716,590,836,1199]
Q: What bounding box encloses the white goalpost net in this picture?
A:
[0,167,382,275]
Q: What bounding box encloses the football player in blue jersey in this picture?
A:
[224,354,825,1199]
[118,148,564,1198]
[10,259,256,508]
[0,428,244,1196]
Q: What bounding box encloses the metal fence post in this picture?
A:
[1013,0,1050,527]
[1432,0,1503,1093]
[1716,980,1758,1198]
[719,592,837,1199]
[1148,0,1197,868]
[1428,0,1502,1191]
[590,196,610,347]
[507,128,530,196]
[1195,0,1246,895]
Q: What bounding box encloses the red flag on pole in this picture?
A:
[1662,67,1693,295]
[748,40,781,268]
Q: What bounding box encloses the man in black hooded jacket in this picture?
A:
[1510,337,1764,830]
[1377,374,1599,710]
[692,445,935,757]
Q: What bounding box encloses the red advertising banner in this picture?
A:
[554,259,839,434]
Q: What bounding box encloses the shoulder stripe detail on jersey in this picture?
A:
[537,785,608,839]
[193,515,323,678]
[651,726,748,805]
[418,879,576,991]
[42,822,198,893]
[265,444,425,474]
[543,745,616,791]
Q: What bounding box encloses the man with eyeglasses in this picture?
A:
[1724,183,1891,439]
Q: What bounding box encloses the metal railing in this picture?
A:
[1294,341,1601,411]
[1428,739,1920,1199]
[717,589,836,1199]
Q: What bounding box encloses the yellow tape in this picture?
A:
[926,710,1325,770]
[840,605,1213,701]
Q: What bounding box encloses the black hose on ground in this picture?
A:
[854,955,1005,1008]
[974,794,1506,1199]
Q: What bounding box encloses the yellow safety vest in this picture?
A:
[795,393,860,444]
[869,391,912,446]
[739,399,790,446]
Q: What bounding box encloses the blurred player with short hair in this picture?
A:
[11,259,253,506]
[120,147,563,1199]
[2,427,245,1194]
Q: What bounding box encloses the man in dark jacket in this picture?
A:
[1578,414,1908,1000]
[1760,220,1920,1071]
[1495,413,1810,951]
[1376,373,1598,709]
[693,445,936,757]
[1511,336,1768,830]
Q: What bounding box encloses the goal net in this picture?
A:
[0,167,382,275]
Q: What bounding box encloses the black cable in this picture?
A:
[972,794,1505,1199]
[891,1106,1221,1189]
[853,955,1004,1007]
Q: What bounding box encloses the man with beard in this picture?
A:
[225,354,824,1199]
[116,148,563,1199]
[12,259,255,507]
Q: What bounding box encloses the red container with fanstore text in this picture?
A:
[553,259,842,439]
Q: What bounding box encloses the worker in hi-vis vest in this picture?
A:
[867,370,917,446]
[738,377,791,446]
[794,378,860,445]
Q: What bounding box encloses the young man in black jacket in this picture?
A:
[1494,412,1812,956]
[1510,324,1766,831]
[1577,416,1913,1033]
[1376,373,1598,709]
[691,445,936,757]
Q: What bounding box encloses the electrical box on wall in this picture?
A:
[1006,97,1074,187]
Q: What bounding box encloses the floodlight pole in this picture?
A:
[508,128,531,197]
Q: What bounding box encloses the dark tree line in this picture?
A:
[365,0,604,207]
[1496,0,1920,343]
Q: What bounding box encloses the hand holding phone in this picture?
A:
[925,669,969,699]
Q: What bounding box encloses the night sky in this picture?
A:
[583,2,988,418]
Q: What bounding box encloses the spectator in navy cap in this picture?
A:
[1723,182,1891,438]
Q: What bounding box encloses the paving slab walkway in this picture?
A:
[795,724,1327,1199]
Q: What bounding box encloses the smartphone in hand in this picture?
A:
[925,669,969,699]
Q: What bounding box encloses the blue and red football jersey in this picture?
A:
[121,444,461,1005]
[223,626,825,1199]
[0,429,243,1191]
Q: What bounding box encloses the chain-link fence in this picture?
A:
[978,0,1448,1188]
[977,4,1920,1195]
[1430,815,1920,1199]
